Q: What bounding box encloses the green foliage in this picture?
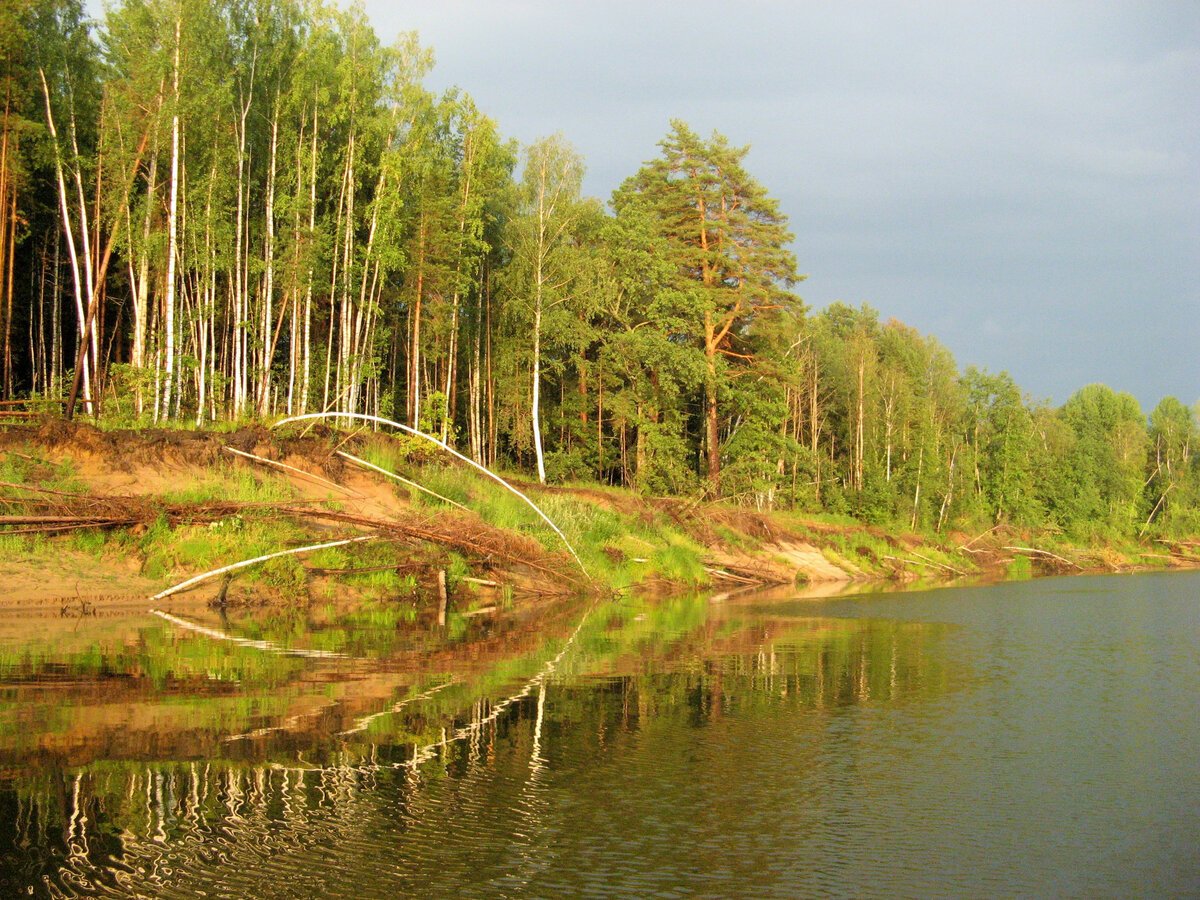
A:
[1144,397,1200,537]
[849,467,897,526]
[1047,385,1148,536]
[1,0,1196,549]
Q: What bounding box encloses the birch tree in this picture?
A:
[505,135,585,483]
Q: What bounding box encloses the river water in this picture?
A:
[1,571,1197,897]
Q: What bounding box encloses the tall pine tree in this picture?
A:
[617,120,799,493]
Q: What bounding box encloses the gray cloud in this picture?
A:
[367,0,1199,408]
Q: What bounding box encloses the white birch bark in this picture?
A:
[160,14,182,419]
[38,68,91,408]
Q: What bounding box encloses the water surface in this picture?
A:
[1,572,1197,897]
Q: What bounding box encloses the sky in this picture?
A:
[359,0,1199,410]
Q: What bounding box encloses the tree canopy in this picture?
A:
[0,0,1196,541]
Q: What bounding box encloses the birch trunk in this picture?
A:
[39,69,91,409]
[132,146,156,415]
[409,215,425,429]
[258,101,279,416]
[300,100,317,414]
[160,14,182,419]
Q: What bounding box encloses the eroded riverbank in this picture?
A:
[3,421,1197,617]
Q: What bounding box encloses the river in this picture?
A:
[1,571,1197,897]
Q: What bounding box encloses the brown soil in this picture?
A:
[0,547,160,605]
[768,542,858,583]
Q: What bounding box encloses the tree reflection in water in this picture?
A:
[0,586,957,896]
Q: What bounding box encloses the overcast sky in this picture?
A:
[367,2,1199,408]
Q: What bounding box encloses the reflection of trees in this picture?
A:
[0,594,593,769]
[0,590,963,893]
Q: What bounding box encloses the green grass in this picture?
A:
[137,514,310,598]
[359,459,714,589]
[648,540,708,584]
[161,465,296,505]
[68,528,107,556]
[0,533,43,554]
[0,450,87,494]
[1006,554,1033,580]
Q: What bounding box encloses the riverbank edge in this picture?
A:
[2,419,1198,611]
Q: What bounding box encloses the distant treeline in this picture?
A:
[0,0,1195,537]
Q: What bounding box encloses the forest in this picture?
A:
[0,0,1196,541]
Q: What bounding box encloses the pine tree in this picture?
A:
[617,120,799,494]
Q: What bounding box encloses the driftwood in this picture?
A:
[0,496,323,534]
[0,514,140,526]
[905,549,968,576]
[1140,484,1175,537]
[961,524,1004,551]
[273,412,591,581]
[882,554,967,576]
[151,536,375,601]
[703,566,761,585]
[702,558,790,584]
[223,446,359,497]
[335,450,469,511]
[274,505,584,589]
[1004,546,1082,569]
[2,430,598,596]
[0,480,586,590]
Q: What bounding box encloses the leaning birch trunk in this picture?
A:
[67,103,98,398]
[150,536,374,601]
[336,450,469,511]
[223,446,357,496]
[38,69,91,409]
[911,444,924,530]
[273,412,591,580]
[936,444,959,533]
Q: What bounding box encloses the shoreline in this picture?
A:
[2,419,1198,610]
